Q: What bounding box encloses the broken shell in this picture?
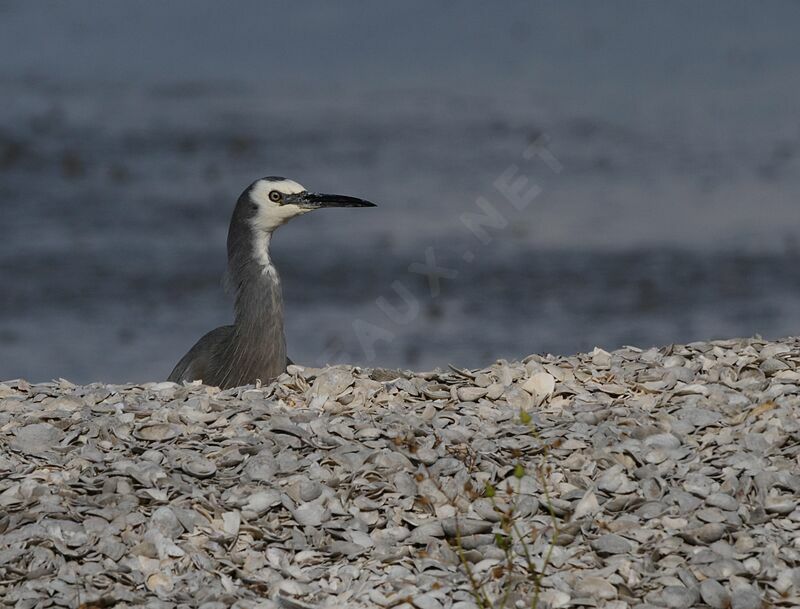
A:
[134,423,181,441]
[181,456,217,478]
[522,372,556,404]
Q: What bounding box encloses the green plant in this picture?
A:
[420,409,561,609]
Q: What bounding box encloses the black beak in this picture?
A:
[293,192,376,209]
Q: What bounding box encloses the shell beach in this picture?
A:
[1,337,799,608]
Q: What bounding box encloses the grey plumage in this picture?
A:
[168,177,374,389]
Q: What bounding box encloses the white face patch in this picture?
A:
[249,178,311,233]
[248,178,310,275]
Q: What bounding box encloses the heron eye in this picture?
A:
[268,190,282,203]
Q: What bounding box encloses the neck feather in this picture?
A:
[222,225,287,383]
[251,231,273,273]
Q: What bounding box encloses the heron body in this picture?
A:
[168,177,375,389]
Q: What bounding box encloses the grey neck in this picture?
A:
[222,216,287,384]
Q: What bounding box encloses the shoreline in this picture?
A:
[1,336,799,608]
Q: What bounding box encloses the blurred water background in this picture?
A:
[1,1,799,383]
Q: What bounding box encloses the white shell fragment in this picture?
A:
[0,336,798,607]
[522,371,556,405]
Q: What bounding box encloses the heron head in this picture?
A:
[246,177,375,233]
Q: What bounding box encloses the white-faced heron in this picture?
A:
[168,177,375,389]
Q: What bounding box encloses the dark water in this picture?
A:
[1,2,799,382]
